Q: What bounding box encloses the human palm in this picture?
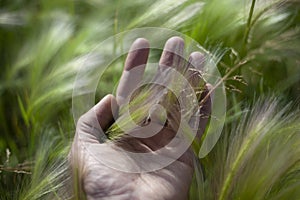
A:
[70,37,211,200]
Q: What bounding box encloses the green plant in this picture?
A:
[0,0,299,199]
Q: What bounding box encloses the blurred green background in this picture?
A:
[0,0,300,199]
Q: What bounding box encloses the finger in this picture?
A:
[186,52,206,90]
[180,52,206,119]
[116,38,150,105]
[189,83,213,139]
[159,36,184,70]
[188,52,205,71]
[77,94,118,143]
[198,84,213,138]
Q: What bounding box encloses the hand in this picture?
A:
[69,37,212,200]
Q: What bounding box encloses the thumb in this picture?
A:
[94,94,119,130]
[76,94,119,143]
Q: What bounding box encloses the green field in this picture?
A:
[1,0,300,199]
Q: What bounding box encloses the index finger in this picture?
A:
[116,38,150,105]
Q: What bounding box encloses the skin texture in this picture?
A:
[69,37,212,200]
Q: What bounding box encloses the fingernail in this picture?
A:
[189,52,205,70]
